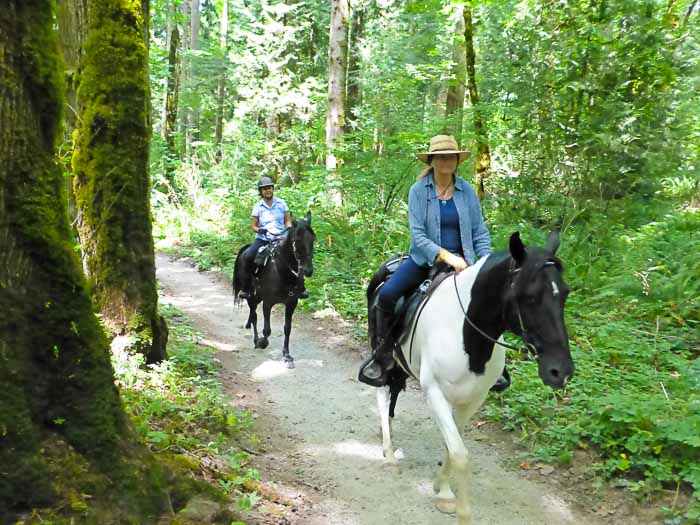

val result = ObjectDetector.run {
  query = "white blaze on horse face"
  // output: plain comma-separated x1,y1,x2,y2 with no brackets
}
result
551,281,560,297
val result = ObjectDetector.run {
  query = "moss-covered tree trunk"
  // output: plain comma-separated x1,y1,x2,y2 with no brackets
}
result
57,0,88,222
72,0,167,363
0,2,164,518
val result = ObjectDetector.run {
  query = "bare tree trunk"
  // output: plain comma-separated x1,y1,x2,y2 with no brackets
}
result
346,0,365,129
72,0,168,363
186,0,201,156
215,0,229,162
464,6,491,200
445,5,466,141
0,1,164,517
326,0,349,206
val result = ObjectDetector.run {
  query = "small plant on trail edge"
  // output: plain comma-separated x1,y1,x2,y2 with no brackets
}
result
112,305,261,522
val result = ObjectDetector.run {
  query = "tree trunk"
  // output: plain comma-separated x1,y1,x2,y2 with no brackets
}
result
464,6,491,200
326,0,349,206
186,0,201,156
162,0,181,185
0,1,164,517
72,0,168,363
215,0,229,162
445,5,466,141
57,0,88,223
346,1,365,129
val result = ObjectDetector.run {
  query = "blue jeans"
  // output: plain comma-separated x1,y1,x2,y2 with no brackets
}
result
377,257,429,311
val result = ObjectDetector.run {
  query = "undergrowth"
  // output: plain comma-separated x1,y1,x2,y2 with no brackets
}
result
113,305,260,523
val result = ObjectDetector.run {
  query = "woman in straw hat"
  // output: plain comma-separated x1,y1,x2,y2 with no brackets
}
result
360,135,509,390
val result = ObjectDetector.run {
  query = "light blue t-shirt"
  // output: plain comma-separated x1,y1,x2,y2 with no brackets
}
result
252,196,289,240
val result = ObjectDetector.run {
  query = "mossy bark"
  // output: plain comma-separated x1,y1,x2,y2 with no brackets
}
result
72,0,167,363
0,2,165,518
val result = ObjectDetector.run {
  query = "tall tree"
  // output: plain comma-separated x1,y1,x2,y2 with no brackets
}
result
57,0,88,221
162,0,181,186
464,5,491,200
445,5,466,140
72,0,168,363
0,1,164,517
186,0,201,155
346,0,365,128
215,0,229,162
326,0,349,206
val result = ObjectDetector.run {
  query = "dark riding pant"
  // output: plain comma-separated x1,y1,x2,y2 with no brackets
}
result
243,238,268,263
377,256,429,312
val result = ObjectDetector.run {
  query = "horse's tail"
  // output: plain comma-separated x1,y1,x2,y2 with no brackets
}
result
232,243,250,303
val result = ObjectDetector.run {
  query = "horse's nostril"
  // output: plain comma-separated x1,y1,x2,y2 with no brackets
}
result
549,368,560,379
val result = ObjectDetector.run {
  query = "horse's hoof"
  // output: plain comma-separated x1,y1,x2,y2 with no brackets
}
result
284,359,295,369
383,456,400,467
434,497,457,515
257,339,269,349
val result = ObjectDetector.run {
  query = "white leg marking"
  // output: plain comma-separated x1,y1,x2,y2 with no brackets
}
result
426,386,472,525
377,387,397,464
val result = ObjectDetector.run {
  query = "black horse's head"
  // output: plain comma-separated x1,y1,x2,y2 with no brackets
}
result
506,230,575,389
290,211,315,277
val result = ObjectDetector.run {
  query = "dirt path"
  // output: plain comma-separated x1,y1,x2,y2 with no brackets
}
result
156,254,655,525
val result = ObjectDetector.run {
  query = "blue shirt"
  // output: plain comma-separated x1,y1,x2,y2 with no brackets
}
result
408,171,492,267
252,196,289,240
439,198,463,255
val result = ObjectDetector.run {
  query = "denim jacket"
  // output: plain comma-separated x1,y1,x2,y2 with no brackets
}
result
408,171,492,267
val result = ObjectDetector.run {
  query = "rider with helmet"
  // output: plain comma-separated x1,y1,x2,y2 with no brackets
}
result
238,177,309,300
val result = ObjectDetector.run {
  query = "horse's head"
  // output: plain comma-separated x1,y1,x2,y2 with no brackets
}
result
506,230,575,389
290,211,315,277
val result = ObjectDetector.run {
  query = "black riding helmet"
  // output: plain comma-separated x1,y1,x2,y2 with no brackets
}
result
257,176,275,195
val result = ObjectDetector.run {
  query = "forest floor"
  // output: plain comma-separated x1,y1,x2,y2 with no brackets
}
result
156,253,667,525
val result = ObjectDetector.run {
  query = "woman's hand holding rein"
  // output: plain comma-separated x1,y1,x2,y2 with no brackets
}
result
438,248,468,273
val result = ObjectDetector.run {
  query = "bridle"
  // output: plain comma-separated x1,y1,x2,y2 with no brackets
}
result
453,258,559,358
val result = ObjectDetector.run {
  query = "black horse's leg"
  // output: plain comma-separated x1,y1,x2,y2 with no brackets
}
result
248,297,260,348
256,300,272,350
282,299,298,369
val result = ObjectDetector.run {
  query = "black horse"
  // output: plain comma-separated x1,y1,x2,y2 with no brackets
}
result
232,211,315,368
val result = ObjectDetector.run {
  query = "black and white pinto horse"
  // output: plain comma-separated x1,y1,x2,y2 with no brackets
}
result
367,231,575,525
232,212,315,368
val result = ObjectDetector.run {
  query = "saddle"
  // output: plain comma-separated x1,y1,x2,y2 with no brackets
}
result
253,241,279,271
369,255,453,375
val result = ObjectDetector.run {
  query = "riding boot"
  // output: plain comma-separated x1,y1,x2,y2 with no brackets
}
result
238,259,254,299
358,306,396,387
490,366,511,392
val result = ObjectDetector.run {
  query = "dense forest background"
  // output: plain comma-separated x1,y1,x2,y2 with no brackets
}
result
1,0,698,522
143,0,699,520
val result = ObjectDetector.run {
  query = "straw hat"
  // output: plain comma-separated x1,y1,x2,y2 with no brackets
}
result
417,135,470,163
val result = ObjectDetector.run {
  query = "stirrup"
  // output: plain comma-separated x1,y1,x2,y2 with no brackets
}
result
357,353,394,387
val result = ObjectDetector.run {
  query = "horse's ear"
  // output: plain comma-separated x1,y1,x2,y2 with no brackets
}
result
290,212,297,226
306,210,312,224
545,228,560,255
509,232,526,264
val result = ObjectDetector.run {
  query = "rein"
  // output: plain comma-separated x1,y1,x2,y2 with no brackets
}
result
452,258,558,358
